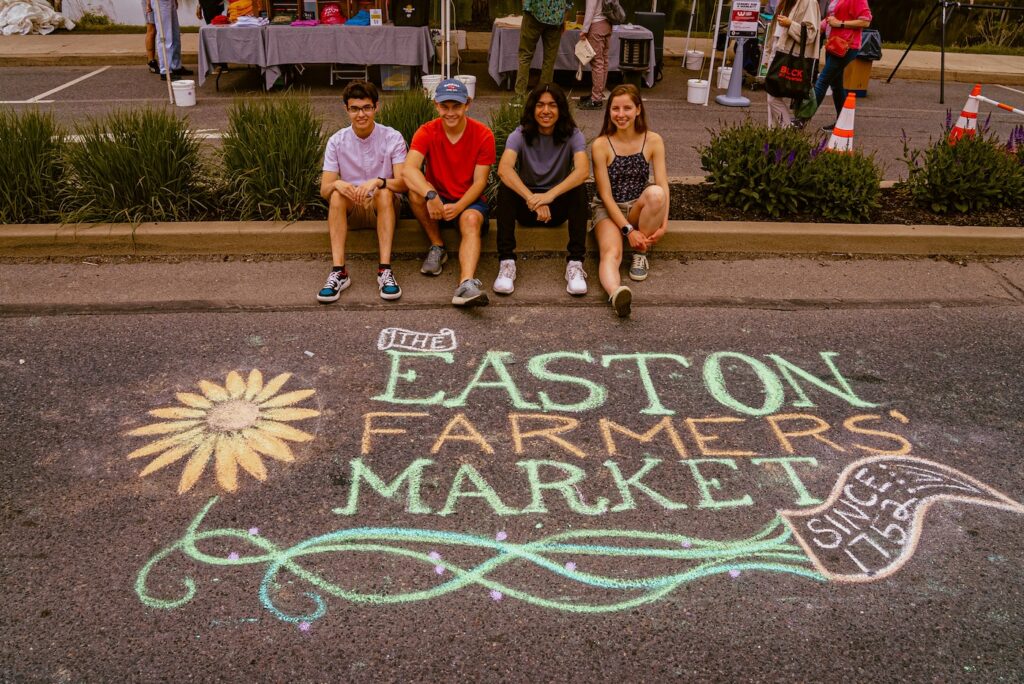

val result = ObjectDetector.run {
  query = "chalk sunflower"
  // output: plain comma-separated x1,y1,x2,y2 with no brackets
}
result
127,370,319,494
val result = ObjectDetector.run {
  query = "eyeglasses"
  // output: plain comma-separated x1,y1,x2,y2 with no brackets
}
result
346,105,375,115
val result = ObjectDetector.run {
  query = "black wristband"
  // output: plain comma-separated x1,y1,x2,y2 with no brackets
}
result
378,176,387,189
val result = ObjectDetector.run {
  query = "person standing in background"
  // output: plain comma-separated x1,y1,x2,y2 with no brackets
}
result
812,0,871,129
764,0,819,127
153,0,193,81
514,0,573,98
143,0,158,73
196,0,225,23
577,0,610,109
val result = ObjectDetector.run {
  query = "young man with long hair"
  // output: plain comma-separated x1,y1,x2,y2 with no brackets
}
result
494,83,590,296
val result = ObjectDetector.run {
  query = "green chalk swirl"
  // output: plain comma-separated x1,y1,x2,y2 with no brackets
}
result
136,497,823,624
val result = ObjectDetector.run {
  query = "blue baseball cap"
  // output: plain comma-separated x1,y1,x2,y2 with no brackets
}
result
434,78,469,103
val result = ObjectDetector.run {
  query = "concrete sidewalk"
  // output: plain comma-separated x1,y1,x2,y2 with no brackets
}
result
1,31,1022,84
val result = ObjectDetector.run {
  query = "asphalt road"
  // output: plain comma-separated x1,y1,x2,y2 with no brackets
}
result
3,61,1024,178
2,256,1023,680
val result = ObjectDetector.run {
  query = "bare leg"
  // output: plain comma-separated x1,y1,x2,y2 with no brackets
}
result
594,220,623,296
627,185,668,252
458,210,484,282
327,191,352,267
145,23,156,61
374,189,396,264
408,191,443,247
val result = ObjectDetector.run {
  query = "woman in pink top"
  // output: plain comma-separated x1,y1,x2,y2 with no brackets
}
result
577,0,611,110
811,0,872,129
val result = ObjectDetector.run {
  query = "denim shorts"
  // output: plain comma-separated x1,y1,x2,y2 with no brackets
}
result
439,196,490,233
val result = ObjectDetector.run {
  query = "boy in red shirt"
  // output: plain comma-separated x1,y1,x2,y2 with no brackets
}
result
404,79,496,307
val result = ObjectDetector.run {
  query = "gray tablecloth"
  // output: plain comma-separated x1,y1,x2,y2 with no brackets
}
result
263,25,434,89
197,24,433,90
487,23,656,89
198,25,267,87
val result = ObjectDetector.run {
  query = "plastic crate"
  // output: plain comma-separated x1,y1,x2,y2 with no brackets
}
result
381,64,412,91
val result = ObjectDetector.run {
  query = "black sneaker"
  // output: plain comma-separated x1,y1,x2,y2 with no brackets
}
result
172,66,194,76
821,123,835,132
147,59,159,74
159,73,182,82
317,269,350,303
578,97,604,110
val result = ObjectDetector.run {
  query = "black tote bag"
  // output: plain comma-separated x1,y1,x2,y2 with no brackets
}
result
764,25,815,100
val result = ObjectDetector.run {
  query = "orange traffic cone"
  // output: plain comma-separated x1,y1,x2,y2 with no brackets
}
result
825,93,856,153
949,84,982,143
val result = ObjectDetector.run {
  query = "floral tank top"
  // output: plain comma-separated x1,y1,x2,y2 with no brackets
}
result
607,132,650,203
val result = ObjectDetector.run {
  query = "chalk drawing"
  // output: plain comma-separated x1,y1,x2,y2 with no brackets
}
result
136,497,820,624
377,327,457,352
125,370,320,494
780,455,1024,582
136,455,1023,624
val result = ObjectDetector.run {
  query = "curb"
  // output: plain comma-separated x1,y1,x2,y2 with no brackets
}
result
3,219,1022,258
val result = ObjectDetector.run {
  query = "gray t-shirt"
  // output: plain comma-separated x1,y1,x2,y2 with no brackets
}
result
504,126,586,191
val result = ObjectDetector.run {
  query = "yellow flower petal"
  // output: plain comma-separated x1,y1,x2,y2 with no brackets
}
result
259,389,316,409
242,428,295,463
148,407,207,420
177,437,215,494
260,407,320,422
199,380,230,402
139,443,194,477
214,436,239,492
127,420,202,437
244,369,264,400
252,372,292,404
176,392,213,409
253,420,315,443
235,443,268,482
127,427,204,460
225,371,246,398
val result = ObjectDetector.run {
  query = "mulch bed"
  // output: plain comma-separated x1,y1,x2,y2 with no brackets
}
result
667,184,1024,227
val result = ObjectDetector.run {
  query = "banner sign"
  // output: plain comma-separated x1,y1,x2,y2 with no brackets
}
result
729,0,760,37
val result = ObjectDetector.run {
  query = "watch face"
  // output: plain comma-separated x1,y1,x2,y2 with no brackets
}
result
620,225,631,236
426,191,437,200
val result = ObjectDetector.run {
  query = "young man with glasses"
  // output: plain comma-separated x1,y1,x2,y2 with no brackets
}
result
317,80,409,303
404,79,496,308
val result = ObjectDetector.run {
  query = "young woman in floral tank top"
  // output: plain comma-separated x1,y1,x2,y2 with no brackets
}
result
590,84,669,318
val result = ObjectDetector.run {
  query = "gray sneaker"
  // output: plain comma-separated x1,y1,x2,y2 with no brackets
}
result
610,285,632,317
421,244,448,275
629,252,650,281
452,278,489,307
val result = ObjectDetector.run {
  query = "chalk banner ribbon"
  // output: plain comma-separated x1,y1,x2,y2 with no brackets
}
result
780,455,1024,582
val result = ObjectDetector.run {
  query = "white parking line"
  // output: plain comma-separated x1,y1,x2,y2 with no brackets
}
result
25,67,111,103
993,84,1024,97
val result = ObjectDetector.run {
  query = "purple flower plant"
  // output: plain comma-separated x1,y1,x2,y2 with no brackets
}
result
810,136,828,160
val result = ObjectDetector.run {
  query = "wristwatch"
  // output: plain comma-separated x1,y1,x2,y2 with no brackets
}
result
840,20,845,28
620,223,634,236
378,176,387,189
425,190,438,201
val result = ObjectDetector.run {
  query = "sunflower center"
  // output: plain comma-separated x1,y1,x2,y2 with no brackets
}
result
207,400,260,432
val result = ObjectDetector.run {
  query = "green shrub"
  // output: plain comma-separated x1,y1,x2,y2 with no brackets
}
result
376,89,436,147
62,108,209,223
700,121,815,218
221,96,327,221
809,150,882,222
485,95,524,209
700,120,884,221
900,131,1024,214
0,110,65,224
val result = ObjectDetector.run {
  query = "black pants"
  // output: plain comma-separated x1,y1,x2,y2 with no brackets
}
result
496,183,588,262
199,0,224,23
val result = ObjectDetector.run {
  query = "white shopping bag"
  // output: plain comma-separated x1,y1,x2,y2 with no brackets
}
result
575,38,596,80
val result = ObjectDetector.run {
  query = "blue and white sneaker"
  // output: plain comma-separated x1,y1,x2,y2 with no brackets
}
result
317,269,350,303
377,268,402,301
452,278,488,307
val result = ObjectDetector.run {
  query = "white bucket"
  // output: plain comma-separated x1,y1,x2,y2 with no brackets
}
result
421,74,442,98
686,78,709,104
455,74,476,99
171,79,196,107
684,50,704,71
716,66,732,89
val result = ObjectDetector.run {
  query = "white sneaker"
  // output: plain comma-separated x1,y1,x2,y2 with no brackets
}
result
565,260,587,295
493,259,516,294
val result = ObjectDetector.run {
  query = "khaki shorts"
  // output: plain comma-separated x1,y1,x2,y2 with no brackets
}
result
346,194,402,229
590,198,638,232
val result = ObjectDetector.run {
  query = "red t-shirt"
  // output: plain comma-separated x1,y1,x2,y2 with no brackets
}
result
410,117,496,201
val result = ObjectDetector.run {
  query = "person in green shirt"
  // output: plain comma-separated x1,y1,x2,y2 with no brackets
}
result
514,0,574,98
